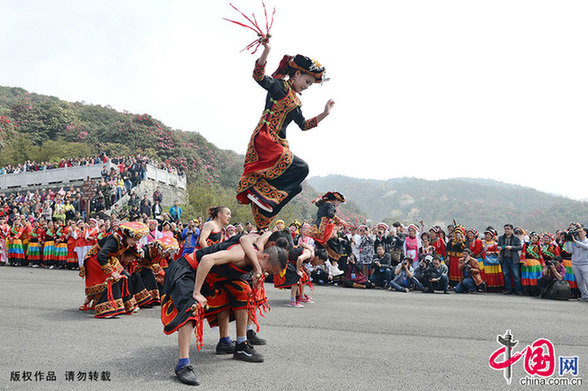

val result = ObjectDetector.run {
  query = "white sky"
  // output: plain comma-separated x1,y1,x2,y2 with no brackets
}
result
1,0,587,199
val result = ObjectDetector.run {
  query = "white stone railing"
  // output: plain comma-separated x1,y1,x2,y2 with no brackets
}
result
145,165,186,189
0,161,186,191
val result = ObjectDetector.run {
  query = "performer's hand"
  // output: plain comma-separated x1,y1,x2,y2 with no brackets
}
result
297,270,304,278
261,37,271,50
192,292,208,306
324,99,335,115
252,267,263,285
110,271,122,280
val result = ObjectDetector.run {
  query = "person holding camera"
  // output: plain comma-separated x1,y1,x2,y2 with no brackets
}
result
455,249,483,293
181,220,200,256
565,225,588,301
498,224,523,295
420,255,449,293
388,255,423,292
537,256,566,298
369,244,392,288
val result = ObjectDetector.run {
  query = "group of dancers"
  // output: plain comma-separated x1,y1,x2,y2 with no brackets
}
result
73,13,339,385
0,216,101,269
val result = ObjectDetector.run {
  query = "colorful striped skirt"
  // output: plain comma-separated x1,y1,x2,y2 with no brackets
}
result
521,259,542,295
8,239,25,265
54,242,68,266
563,259,580,298
43,240,55,265
27,242,43,264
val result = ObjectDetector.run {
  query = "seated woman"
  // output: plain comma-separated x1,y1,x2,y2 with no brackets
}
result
341,253,373,289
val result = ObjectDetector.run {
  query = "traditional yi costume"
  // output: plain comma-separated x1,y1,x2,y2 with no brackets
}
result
447,226,466,286
79,222,148,318
236,54,327,229
520,233,544,296
309,192,347,261
483,229,504,292
7,223,25,266
27,225,45,266
161,235,257,334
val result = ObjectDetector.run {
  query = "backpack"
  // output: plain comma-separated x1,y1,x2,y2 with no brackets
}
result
541,280,570,300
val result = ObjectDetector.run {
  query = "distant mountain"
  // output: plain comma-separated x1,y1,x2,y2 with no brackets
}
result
308,175,588,232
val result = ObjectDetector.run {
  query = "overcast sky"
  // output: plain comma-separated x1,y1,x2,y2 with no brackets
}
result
1,0,587,199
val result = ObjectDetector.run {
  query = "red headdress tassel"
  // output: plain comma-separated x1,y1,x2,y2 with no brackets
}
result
190,303,205,351
272,55,292,79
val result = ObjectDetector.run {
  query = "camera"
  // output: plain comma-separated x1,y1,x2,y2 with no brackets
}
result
564,229,579,242
545,260,554,268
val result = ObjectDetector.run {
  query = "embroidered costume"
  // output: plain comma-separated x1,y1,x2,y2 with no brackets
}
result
79,222,147,318
236,55,326,229
308,192,347,260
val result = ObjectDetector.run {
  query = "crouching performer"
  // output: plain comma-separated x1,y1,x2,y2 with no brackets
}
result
78,222,148,318
161,233,288,386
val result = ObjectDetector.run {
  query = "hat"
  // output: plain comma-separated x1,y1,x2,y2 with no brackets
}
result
154,236,179,255
377,222,389,231
408,224,419,233
275,220,285,226
272,54,327,83
119,222,148,238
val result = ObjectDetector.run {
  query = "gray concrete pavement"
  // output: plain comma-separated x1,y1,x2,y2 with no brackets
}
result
0,266,586,390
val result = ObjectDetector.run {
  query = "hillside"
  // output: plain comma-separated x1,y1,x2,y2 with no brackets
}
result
0,85,365,224
308,175,588,232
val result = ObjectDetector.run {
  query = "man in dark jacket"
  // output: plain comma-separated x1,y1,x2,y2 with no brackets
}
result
498,224,523,295
369,244,393,287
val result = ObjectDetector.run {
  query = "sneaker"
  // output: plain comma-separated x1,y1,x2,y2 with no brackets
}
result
215,340,236,355
233,341,264,363
32,265,39,268
299,295,314,304
247,192,273,213
286,301,304,308
247,329,267,345
175,364,200,386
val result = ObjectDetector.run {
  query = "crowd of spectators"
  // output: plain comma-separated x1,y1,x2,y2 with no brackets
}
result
0,154,185,176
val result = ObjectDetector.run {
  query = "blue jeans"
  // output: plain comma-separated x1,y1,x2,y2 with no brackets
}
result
502,259,522,293
369,269,392,287
426,274,449,292
389,277,424,291
455,277,476,293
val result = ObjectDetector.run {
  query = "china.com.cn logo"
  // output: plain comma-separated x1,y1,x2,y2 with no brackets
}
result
488,330,581,386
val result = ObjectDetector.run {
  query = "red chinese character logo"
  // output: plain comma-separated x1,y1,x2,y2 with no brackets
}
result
489,330,555,384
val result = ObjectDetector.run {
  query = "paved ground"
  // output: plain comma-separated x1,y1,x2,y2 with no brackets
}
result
0,266,586,390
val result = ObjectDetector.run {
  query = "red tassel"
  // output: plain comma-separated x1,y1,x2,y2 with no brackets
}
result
224,2,276,54
190,304,205,351
106,279,117,310
247,275,270,332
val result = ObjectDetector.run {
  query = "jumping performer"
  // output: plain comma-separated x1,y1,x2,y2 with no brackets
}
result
236,37,335,230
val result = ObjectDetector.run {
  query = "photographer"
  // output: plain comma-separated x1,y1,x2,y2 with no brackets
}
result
455,249,484,294
388,255,423,292
421,255,449,294
537,256,566,298
181,220,200,256
565,225,588,301
369,244,392,288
